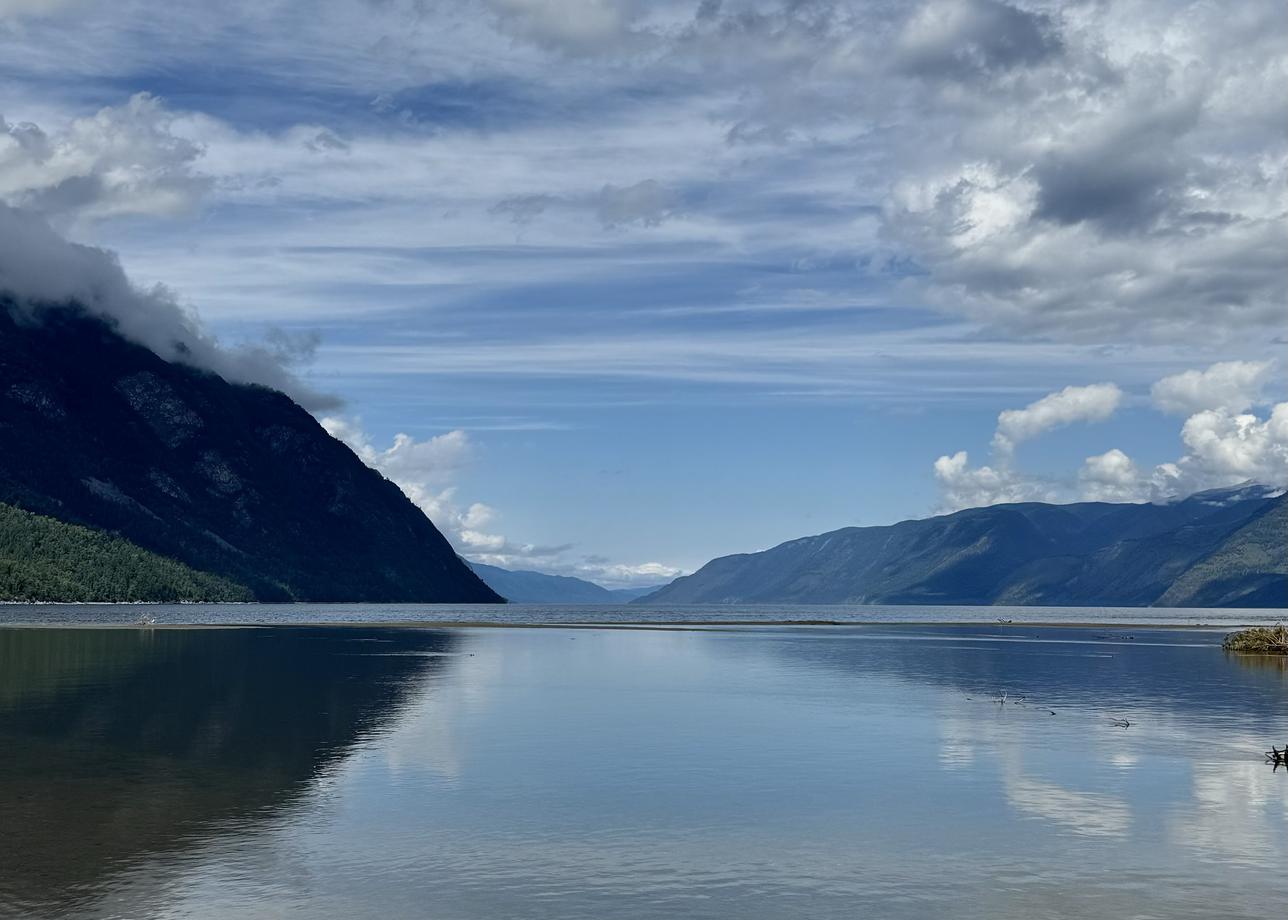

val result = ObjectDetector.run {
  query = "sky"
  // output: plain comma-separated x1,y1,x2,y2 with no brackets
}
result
0,0,1285,586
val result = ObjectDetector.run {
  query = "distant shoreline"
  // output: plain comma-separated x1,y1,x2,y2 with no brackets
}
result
0,619,1270,632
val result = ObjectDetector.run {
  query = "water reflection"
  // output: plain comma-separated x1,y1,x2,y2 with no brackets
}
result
752,625,1288,733
0,627,456,917
1,625,1285,920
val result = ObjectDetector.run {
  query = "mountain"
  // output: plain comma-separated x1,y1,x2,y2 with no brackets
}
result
469,562,616,603
636,488,1287,608
0,502,252,603
0,304,501,603
605,584,667,602
468,561,662,604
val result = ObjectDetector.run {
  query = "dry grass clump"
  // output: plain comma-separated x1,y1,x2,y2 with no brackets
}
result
1223,625,1288,655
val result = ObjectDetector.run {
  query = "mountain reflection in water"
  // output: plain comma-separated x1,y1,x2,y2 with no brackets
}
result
1,624,1285,920
0,627,455,916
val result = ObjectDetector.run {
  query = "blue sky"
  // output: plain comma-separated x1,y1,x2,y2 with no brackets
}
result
1,0,1285,584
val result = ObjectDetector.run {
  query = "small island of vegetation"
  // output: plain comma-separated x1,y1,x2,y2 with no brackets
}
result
1222,625,1288,655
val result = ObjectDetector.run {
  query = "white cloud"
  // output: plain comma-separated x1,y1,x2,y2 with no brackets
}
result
320,415,678,587
1086,360,1288,502
993,383,1122,456
0,93,209,224
880,0,1288,342
319,417,471,487
0,203,332,408
938,363,1288,510
1079,449,1144,503
932,450,1053,512
1151,360,1273,416
933,382,1123,510
1173,403,1288,489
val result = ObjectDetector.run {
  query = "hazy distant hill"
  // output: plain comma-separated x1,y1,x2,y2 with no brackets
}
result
636,488,1286,608
469,561,661,604
0,304,501,603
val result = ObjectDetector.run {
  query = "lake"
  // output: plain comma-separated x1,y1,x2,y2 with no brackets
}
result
1,621,1285,918
0,601,1282,627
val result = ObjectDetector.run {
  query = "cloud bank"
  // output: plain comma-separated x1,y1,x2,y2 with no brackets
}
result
0,94,208,225
0,203,332,408
935,362,1288,511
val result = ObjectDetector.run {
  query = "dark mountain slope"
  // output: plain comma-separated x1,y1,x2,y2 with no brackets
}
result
637,489,1286,607
0,305,501,602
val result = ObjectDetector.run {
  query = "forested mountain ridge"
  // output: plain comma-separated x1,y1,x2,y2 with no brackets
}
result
0,304,501,603
0,502,251,602
636,488,1286,608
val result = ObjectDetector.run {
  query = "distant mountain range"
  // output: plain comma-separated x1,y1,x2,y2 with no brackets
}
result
468,562,661,604
0,304,500,603
4,302,1283,610
636,486,1286,608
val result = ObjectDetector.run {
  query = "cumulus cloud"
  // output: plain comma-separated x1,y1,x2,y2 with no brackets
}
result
319,417,471,486
993,383,1122,456
933,450,1052,511
934,382,1122,510
321,416,678,586
0,203,333,408
878,0,1288,342
1170,404,1288,491
937,363,1288,511
321,417,508,550
1151,361,1273,416
0,93,209,224
1086,401,1288,504
1078,449,1143,503
1082,360,1288,503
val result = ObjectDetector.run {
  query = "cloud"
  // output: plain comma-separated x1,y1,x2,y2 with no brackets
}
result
596,179,680,228
993,383,1121,457
1151,360,1273,416
1089,361,1288,503
936,363,1288,510
320,415,678,586
1171,403,1288,490
321,417,503,549
878,0,1288,342
932,450,1052,512
482,0,645,55
1079,449,1143,503
319,416,471,486
1088,401,1288,503
0,94,209,224
490,193,559,226
895,0,1061,80
0,203,334,408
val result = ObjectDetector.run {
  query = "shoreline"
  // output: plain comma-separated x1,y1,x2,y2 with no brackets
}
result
0,619,1267,632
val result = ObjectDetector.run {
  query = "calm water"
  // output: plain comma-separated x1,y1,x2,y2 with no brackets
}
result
0,601,1283,626
1,623,1286,919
